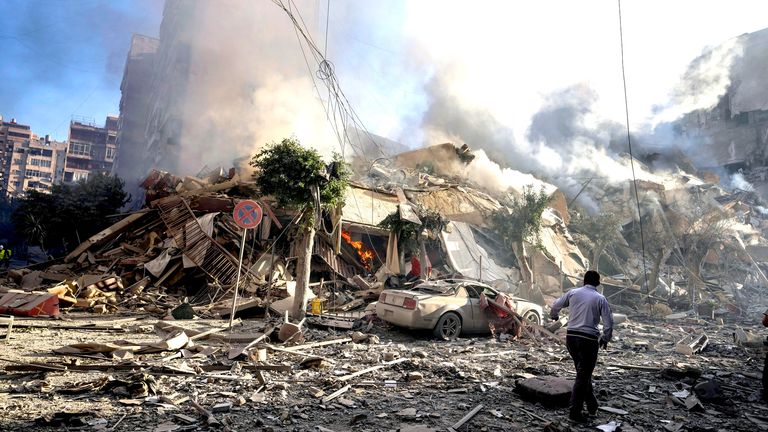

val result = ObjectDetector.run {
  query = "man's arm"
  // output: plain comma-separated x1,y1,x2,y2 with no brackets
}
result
550,290,572,320
599,297,614,343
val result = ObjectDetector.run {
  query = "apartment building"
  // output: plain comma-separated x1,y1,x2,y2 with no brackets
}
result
114,34,159,191
0,118,32,197
8,134,67,197
64,116,118,183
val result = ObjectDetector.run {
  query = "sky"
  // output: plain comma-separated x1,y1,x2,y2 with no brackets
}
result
0,0,162,140
0,0,767,145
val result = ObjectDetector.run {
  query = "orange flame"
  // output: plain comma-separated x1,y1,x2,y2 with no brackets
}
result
341,230,375,270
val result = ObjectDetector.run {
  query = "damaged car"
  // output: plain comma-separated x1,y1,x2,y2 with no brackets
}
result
374,279,543,339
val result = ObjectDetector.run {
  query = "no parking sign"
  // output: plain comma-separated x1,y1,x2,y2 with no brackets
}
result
233,200,263,229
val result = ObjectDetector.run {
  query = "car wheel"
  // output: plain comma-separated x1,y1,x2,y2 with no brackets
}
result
522,310,541,326
433,312,462,340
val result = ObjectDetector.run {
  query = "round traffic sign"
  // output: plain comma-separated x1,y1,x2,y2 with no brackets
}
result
233,200,263,229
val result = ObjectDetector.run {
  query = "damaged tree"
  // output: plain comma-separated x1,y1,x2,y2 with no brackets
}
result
250,138,349,318
571,212,622,271
491,186,549,300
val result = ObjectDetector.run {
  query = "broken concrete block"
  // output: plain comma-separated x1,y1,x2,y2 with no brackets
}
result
171,303,195,320
694,380,724,403
514,376,573,407
211,402,232,413
395,407,418,419
407,372,423,382
383,352,399,362
21,271,44,290
278,322,302,342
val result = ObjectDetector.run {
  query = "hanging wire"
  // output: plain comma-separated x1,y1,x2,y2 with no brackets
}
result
323,0,330,57
617,0,650,298
272,0,389,270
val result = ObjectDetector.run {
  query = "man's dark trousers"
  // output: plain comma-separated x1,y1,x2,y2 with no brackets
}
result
566,331,599,415
763,351,768,398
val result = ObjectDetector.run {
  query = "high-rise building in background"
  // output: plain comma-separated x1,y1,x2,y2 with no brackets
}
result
0,118,32,197
64,116,118,183
114,34,159,194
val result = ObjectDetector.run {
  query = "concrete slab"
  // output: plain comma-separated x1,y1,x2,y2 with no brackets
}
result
515,376,573,407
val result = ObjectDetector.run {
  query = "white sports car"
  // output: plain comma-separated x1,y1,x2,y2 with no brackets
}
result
375,280,544,340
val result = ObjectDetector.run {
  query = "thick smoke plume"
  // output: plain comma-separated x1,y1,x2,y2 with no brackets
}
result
420,75,660,210
650,37,745,125
166,0,339,174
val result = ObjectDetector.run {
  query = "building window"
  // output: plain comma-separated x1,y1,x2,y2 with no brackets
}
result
69,141,91,156
72,171,88,182
30,159,52,168
106,147,116,159
12,159,21,165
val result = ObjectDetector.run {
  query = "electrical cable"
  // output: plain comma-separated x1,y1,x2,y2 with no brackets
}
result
273,0,389,270
617,0,650,297
324,0,330,58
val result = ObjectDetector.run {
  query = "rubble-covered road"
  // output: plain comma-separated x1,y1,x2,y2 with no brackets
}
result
1,312,767,432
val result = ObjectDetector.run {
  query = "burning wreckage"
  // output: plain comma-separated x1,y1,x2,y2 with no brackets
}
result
4,143,768,430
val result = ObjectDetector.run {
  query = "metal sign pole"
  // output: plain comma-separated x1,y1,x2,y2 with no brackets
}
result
229,228,248,330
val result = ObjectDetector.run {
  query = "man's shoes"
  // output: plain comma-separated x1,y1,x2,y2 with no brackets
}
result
569,410,589,423
587,402,599,416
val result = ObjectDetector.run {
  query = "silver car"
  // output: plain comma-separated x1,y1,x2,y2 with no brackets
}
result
375,280,544,340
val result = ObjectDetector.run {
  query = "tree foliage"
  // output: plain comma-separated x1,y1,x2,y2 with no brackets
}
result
379,205,447,253
12,173,129,253
491,186,550,248
249,137,350,211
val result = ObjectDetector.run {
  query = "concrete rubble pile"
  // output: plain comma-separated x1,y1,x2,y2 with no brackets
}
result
4,142,768,325
2,297,768,430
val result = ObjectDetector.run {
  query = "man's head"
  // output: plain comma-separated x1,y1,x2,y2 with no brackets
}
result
584,270,600,287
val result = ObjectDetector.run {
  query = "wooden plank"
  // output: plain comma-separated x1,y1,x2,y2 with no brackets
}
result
120,242,145,255
282,337,352,352
447,403,484,432
227,326,275,360
263,344,335,363
154,262,182,287
322,384,351,403
65,212,147,262
337,358,409,382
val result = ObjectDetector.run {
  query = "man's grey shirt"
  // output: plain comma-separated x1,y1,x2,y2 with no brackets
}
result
550,284,613,342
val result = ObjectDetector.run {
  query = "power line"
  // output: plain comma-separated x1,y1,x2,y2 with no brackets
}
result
323,0,330,58
617,0,650,298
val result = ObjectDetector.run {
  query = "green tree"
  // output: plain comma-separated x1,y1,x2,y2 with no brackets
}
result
12,173,129,255
250,138,350,317
491,186,550,299
379,205,447,277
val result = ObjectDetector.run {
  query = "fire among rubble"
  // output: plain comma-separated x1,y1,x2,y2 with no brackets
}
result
341,230,375,271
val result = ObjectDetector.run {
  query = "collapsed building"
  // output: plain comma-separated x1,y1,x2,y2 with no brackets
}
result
4,136,768,330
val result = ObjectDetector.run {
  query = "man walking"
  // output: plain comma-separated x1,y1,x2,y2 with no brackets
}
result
550,270,614,423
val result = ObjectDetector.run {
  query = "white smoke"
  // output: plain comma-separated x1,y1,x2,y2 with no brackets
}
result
730,172,755,192
649,37,745,125
460,150,557,195
170,0,341,173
